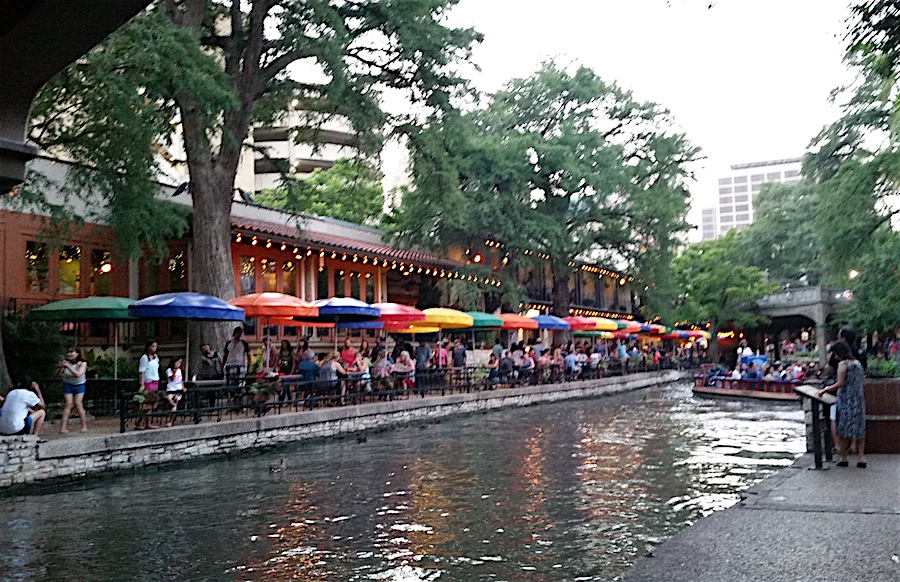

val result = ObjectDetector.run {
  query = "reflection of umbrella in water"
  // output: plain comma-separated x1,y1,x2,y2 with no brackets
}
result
128,292,246,374
29,296,134,379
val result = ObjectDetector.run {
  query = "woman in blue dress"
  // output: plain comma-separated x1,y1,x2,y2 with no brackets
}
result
818,340,866,467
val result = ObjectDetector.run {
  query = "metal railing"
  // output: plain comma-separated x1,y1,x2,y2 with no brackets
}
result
794,384,835,469
116,359,677,433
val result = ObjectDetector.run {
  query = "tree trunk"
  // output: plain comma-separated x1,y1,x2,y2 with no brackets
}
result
190,165,238,362
708,320,720,364
551,262,572,345
0,319,11,390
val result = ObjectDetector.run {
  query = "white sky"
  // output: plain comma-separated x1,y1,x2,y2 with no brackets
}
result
446,0,856,241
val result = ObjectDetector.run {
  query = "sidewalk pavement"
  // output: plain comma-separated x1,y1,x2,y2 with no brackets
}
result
623,453,900,582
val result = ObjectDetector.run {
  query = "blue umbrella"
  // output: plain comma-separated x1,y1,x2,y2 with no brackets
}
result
128,292,245,321
336,320,383,330
294,297,381,348
530,315,571,331
129,293,246,373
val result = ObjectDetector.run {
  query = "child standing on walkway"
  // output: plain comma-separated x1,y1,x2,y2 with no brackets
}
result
164,357,185,427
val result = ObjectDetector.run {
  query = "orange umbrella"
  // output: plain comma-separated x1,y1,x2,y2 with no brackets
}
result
498,313,539,330
229,293,318,318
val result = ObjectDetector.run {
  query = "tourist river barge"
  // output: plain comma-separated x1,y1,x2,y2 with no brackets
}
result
693,365,800,401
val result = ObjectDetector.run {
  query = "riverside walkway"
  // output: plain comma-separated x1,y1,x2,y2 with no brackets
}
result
624,453,900,582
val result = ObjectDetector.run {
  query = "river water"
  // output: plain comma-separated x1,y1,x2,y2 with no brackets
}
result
0,382,804,581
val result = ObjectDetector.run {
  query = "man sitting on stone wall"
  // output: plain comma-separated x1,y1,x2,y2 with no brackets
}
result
0,378,46,437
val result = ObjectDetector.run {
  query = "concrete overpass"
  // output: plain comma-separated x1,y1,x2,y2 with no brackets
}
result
758,286,851,364
0,0,152,192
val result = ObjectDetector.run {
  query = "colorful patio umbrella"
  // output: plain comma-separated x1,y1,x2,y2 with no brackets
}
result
614,319,643,333
372,302,426,324
293,297,380,348
129,292,246,373
587,316,619,331
30,296,135,379
386,323,441,334
530,315,570,330
563,316,596,330
228,293,318,318
498,313,539,330
464,311,503,329
422,308,474,329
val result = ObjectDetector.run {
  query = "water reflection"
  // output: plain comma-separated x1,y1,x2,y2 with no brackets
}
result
0,383,803,581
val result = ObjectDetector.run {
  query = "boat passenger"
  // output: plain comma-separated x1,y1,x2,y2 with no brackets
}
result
742,362,762,381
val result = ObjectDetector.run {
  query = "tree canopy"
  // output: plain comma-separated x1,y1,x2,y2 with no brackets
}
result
254,158,384,226
389,62,698,317
671,230,776,361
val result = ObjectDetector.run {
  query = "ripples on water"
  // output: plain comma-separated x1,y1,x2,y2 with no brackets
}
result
0,382,804,581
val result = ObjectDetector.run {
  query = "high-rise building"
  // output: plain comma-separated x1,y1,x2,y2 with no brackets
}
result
706,157,802,240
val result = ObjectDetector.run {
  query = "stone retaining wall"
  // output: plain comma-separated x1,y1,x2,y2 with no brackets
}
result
0,370,687,489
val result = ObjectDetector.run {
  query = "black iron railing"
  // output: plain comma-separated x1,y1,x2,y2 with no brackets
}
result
116,360,676,433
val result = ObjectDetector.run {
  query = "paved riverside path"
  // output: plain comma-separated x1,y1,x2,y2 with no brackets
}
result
623,454,900,582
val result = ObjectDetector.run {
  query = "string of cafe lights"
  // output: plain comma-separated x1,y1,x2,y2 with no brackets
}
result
233,231,504,288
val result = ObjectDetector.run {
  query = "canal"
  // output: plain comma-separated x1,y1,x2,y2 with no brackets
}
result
0,382,804,581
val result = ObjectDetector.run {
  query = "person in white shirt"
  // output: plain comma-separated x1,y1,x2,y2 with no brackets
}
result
0,379,45,436
736,339,753,363
223,326,251,380
164,357,186,427
137,339,161,430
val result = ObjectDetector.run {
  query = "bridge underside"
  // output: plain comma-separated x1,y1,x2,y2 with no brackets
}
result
0,0,151,192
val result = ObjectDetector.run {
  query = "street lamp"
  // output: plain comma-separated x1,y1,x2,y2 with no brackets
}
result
849,269,860,279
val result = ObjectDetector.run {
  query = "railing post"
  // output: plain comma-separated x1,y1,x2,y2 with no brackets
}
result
119,388,126,434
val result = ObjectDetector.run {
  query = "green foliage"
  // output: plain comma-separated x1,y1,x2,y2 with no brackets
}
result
671,230,777,337
27,9,231,259
844,234,900,331
389,62,698,316
254,159,384,225
1,314,68,386
732,181,823,285
865,355,899,378
83,351,133,380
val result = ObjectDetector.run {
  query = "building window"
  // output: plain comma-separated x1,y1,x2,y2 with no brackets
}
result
734,194,748,203
719,195,733,204
735,204,749,212
334,269,346,297
751,173,765,182
91,250,112,296
168,250,187,292
317,268,328,299
59,245,81,295
283,261,296,295
260,258,277,292
734,185,748,193
26,242,49,293
733,175,748,184
365,274,375,303
784,169,800,178
718,187,732,195
349,272,360,299
240,256,256,295
751,183,762,192
766,172,781,181
720,205,733,214
736,213,750,222
718,177,732,185
702,215,715,224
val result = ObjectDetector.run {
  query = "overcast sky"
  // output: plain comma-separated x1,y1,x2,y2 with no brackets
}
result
446,0,856,240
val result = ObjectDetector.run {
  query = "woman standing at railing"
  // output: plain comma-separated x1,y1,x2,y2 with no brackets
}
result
137,339,160,430
817,340,867,468
58,346,88,433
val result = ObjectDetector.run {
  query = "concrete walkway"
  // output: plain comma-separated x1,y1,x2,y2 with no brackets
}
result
623,453,900,582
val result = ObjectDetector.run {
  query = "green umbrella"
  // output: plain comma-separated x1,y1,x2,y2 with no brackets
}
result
459,311,502,351
30,297,135,379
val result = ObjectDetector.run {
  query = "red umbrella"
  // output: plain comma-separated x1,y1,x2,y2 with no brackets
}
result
372,302,426,324
562,316,596,330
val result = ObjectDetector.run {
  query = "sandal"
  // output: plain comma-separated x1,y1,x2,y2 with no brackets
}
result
857,462,867,469
836,461,849,467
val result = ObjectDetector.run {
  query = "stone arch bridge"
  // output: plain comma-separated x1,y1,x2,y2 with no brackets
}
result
757,286,851,365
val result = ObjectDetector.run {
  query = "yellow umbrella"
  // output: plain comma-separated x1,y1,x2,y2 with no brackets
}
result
386,322,442,334
422,308,474,329
588,316,619,331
